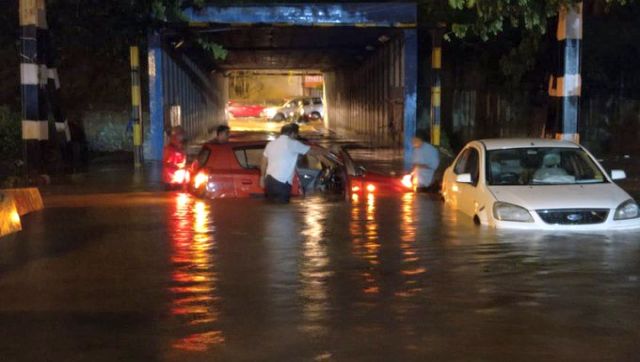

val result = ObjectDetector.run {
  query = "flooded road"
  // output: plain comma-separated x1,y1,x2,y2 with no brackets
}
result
1,190,640,361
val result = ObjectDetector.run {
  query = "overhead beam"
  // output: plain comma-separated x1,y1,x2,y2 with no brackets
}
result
182,3,416,27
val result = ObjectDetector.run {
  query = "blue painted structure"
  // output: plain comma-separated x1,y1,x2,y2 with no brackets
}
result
183,3,416,26
148,3,417,165
147,31,164,161
147,32,226,160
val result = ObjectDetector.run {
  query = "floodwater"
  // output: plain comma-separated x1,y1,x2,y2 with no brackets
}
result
1,190,640,361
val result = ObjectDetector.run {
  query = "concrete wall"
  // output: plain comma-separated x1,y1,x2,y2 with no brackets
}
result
443,88,640,157
325,34,407,147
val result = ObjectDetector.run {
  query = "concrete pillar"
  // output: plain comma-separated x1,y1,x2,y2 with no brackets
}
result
19,0,49,173
130,46,144,167
548,2,582,143
430,28,443,146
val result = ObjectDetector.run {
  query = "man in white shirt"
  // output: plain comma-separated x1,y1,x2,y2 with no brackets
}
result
260,124,322,203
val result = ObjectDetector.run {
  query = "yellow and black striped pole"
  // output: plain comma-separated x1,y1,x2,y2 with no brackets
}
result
430,28,443,146
130,46,143,167
547,2,582,143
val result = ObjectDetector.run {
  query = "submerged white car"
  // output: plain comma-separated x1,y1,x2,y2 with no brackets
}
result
441,138,640,230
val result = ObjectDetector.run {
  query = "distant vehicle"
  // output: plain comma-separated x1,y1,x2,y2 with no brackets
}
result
296,97,324,122
441,138,640,230
226,100,265,118
187,140,412,199
263,97,323,122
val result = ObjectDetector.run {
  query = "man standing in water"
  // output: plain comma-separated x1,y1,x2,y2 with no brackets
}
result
412,133,440,192
162,126,187,188
213,125,230,144
260,124,324,203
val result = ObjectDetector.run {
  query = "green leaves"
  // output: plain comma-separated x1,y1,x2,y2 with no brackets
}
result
196,39,228,60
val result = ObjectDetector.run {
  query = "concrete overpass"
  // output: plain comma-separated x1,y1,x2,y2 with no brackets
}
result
146,2,417,167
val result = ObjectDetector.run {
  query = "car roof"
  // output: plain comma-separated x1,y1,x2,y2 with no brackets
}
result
202,140,268,150
476,138,580,150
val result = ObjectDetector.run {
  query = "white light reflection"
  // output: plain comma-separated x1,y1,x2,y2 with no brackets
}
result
300,200,331,334
397,192,425,298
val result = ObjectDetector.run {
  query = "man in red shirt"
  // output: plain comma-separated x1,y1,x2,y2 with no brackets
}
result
162,126,187,187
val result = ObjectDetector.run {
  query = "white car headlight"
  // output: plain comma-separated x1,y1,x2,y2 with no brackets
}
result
614,199,640,220
493,202,534,223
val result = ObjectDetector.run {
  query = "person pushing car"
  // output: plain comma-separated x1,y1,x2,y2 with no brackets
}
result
260,123,326,203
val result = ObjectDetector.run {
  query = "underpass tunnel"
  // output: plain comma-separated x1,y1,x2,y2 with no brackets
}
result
147,3,417,167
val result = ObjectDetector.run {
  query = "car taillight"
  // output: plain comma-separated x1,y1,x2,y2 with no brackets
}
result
401,174,414,189
194,171,208,188
366,184,376,193
171,169,187,184
351,185,361,192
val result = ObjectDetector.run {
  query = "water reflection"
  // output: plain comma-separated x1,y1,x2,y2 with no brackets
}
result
397,192,425,298
300,199,331,334
351,193,381,295
168,193,223,352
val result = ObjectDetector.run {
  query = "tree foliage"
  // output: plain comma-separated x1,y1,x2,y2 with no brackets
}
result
430,0,637,86
445,0,631,40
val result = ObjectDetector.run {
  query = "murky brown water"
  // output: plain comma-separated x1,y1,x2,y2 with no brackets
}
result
2,191,639,361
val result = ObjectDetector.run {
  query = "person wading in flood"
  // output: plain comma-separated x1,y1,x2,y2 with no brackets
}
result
260,123,326,203
412,132,440,193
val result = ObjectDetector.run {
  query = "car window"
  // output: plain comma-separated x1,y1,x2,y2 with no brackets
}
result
234,147,264,169
454,149,471,174
486,147,607,186
297,154,323,170
313,98,322,105
464,148,479,185
302,99,311,106
195,148,211,168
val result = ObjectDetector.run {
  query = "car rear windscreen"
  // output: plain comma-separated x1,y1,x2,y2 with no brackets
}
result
234,147,264,169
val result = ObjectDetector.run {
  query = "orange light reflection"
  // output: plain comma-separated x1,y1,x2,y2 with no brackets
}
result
169,194,224,351
300,201,330,334
350,191,380,296
397,192,425,298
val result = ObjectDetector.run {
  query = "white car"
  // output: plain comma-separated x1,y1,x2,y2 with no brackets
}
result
263,99,300,122
441,138,640,230
264,97,323,122
296,97,323,121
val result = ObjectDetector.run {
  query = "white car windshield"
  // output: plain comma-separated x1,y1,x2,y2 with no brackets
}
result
486,147,607,186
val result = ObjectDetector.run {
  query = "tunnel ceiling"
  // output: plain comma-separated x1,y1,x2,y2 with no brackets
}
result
173,25,403,71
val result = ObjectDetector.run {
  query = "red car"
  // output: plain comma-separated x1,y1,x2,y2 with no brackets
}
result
225,100,265,118
187,140,413,199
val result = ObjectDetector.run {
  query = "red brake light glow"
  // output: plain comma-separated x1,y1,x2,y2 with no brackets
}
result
194,171,208,188
171,169,187,184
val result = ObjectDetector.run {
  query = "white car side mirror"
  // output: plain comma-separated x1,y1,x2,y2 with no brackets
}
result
456,173,472,183
611,170,626,180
